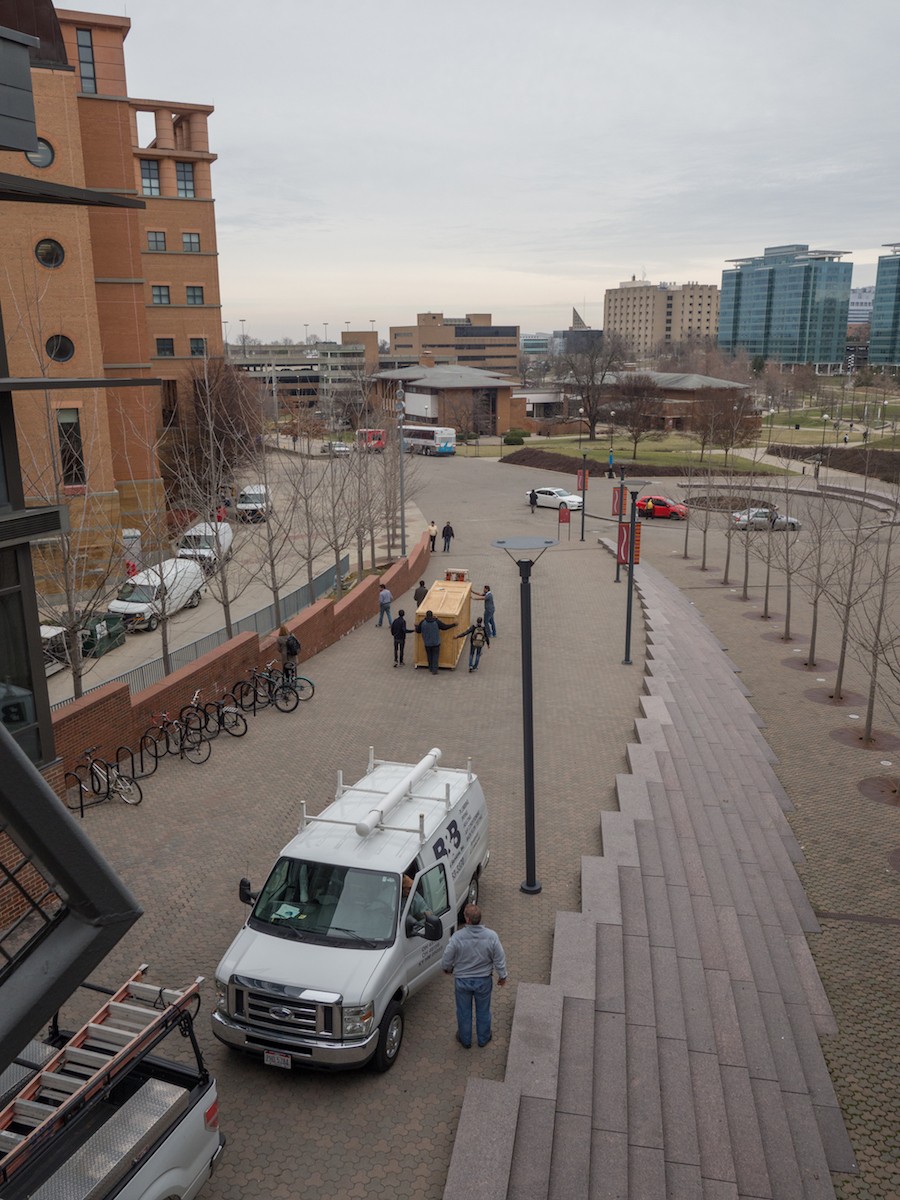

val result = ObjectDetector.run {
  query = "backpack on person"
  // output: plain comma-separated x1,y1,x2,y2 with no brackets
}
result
286,633,300,656
470,625,487,649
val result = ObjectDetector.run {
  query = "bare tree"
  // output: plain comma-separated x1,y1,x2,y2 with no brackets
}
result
559,333,627,441
317,455,357,597
689,390,758,465
614,373,665,460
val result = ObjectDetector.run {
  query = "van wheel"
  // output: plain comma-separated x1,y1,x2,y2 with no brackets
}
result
465,874,479,908
187,590,201,608
146,615,159,632
372,1002,403,1072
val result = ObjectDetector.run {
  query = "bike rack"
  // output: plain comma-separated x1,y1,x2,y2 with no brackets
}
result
118,739,159,780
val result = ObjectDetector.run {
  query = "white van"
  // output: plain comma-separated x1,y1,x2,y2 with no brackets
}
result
212,747,490,1072
236,484,273,523
177,520,234,574
108,558,204,632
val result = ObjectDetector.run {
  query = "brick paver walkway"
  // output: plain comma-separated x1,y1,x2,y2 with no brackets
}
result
72,458,897,1199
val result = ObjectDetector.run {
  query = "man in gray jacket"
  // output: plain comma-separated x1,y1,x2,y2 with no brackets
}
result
442,904,508,1048
415,610,456,674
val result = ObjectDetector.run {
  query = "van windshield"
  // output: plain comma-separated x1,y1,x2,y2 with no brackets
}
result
249,857,399,948
240,491,265,505
116,581,158,603
180,534,215,551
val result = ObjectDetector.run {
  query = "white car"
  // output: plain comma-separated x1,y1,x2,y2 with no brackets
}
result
526,486,583,511
733,507,801,531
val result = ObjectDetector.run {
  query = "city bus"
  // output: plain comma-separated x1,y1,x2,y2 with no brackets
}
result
402,425,456,456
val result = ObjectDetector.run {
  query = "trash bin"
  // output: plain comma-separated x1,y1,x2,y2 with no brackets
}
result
80,614,126,659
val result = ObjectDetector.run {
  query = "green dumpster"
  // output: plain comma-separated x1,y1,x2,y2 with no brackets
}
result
80,614,126,659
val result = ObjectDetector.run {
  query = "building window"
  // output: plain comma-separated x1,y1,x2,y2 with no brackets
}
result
186,286,204,305
176,162,195,198
34,239,65,268
24,139,54,168
156,338,175,357
152,285,170,305
45,334,75,362
147,231,166,252
161,379,179,427
76,28,97,93
57,409,85,486
140,159,161,196
182,232,201,253
189,338,207,357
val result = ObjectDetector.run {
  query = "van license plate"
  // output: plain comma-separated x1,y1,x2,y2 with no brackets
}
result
263,1050,291,1069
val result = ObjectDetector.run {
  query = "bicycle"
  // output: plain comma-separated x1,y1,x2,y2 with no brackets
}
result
179,688,209,735
233,661,299,713
145,711,211,764
202,689,248,738
279,663,315,701
66,745,143,810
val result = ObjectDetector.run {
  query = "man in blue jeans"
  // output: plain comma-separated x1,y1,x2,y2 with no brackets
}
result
441,904,507,1048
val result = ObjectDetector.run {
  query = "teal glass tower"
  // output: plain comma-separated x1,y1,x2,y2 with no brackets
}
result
869,245,900,366
718,244,851,370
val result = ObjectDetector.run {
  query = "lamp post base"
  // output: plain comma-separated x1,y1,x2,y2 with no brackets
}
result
520,880,542,895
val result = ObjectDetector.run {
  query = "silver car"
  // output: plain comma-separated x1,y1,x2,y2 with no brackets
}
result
526,486,583,511
732,507,801,531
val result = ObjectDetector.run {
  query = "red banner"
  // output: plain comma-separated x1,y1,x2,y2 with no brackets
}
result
576,469,589,492
617,521,641,565
612,485,625,516
558,506,571,525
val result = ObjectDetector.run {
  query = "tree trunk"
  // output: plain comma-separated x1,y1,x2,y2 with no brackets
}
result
334,548,343,598
161,617,172,675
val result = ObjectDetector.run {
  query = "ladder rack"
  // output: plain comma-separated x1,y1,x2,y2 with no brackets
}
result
0,965,203,1187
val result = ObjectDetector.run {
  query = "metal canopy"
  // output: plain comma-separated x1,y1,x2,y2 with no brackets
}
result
0,172,145,208
1,376,162,391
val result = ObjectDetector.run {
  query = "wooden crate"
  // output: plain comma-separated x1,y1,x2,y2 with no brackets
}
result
414,580,471,669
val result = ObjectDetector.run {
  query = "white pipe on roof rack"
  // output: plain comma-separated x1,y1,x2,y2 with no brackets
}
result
355,747,442,838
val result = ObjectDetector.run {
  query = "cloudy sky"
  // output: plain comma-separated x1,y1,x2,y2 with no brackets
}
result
85,0,898,341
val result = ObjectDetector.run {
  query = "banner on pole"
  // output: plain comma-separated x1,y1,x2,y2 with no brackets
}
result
617,521,641,564
577,469,589,491
612,485,625,516
558,506,571,525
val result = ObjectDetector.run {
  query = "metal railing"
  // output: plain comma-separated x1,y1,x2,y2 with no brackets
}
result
50,556,347,710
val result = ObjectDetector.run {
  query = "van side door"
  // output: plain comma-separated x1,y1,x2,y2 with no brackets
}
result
402,863,453,995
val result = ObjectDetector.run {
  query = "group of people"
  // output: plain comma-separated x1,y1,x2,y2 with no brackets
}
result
378,580,497,675
427,521,455,553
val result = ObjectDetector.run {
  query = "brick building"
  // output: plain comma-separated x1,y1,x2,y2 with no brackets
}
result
389,313,519,375
603,279,720,358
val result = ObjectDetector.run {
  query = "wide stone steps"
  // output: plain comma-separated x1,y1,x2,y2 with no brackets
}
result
443,553,855,1200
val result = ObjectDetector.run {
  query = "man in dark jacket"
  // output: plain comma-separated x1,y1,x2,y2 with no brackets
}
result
415,610,457,674
413,580,428,606
441,521,455,552
390,609,409,667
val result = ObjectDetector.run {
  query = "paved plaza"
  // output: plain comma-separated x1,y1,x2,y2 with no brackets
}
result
74,455,897,1199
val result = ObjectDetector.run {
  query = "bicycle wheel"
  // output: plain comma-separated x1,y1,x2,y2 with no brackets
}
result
114,773,143,805
181,710,206,741
273,684,299,713
181,735,211,764
153,724,180,756
233,680,258,711
180,704,207,734
294,676,315,701
254,680,272,707
221,705,248,737
202,702,223,739
89,760,111,796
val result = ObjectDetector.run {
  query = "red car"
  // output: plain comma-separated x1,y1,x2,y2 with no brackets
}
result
636,495,688,520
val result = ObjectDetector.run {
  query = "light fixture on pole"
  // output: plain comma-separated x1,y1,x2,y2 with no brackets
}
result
370,319,376,332
304,323,309,345
818,413,830,481
397,386,407,557
239,318,246,349
578,407,585,450
767,406,776,447
323,322,329,343
492,535,558,895
621,480,651,665
609,410,615,452
223,320,229,353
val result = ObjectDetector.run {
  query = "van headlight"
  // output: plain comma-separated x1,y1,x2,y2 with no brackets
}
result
342,1003,375,1038
214,978,228,1012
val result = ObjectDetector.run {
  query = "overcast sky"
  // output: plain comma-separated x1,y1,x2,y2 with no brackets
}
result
85,0,898,341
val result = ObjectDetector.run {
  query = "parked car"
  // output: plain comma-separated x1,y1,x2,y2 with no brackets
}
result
321,441,351,457
107,559,204,631
636,495,688,520
177,520,234,574
525,486,583,511
236,484,273,522
733,507,801,531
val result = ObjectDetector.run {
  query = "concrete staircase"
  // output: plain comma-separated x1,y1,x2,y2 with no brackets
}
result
443,553,856,1200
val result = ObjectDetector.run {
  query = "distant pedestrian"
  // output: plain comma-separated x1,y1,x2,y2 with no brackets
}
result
390,609,409,666
291,432,298,451
442,521,455,552
442,904,507,1048
474,584,496,638
427,521,438,552
529,489,538,513
414,580,428,606
454,617,490,672
277,623,300,681
645,498,655,519
416,610,457,674
377,584,393,627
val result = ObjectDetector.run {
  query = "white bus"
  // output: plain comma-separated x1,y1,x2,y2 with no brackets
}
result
402,425,456,456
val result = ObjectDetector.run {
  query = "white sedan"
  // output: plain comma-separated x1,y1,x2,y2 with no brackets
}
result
733,508,801,531
526,486,583,511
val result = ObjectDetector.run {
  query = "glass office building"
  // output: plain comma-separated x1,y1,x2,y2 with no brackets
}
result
718,244,851,371
868,246,900,366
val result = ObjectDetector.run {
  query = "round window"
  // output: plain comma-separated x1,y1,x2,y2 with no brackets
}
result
46,335,75,363
25,139,55,168
34,239,65,269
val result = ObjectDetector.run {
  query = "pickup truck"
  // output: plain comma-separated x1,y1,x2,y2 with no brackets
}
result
0,967,224,1200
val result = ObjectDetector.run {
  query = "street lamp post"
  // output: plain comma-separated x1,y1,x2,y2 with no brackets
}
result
608,410,616,477
578,407,585,450
622,481,651,665
817,413,830,480
397,387,407,556
239,318,246,350
614,465,626,583
767,407,776,448
492,536,557,895
580,451,587,542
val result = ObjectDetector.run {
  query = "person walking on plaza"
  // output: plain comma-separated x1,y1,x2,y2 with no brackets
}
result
414,579,428,606
390,610,409,667
474,584,496,638
427,521,438,552
441,521,455,552
276,623,300,681
442,904,507,1048
377,584,393,627
645,497,654,519
529,489,538,514
454,617,490,673
415,610,456,674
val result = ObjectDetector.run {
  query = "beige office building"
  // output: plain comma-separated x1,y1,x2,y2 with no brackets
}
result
389,313,519,374
603,279,719,357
